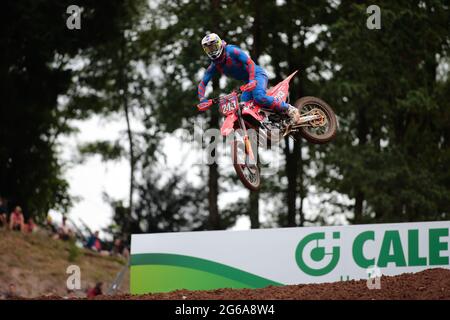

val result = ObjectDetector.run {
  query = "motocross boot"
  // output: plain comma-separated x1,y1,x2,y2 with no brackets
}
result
286,104,301,124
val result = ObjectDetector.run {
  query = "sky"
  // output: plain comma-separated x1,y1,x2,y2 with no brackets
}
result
52,112,350,241
51,114,253,239
50,116,131,237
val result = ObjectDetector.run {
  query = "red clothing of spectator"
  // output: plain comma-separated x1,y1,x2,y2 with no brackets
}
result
87,282,103,298
94,238,102,251
25,218,37,233
9,207,24,231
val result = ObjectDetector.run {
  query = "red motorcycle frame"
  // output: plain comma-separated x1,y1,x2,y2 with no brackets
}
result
197,70,337,190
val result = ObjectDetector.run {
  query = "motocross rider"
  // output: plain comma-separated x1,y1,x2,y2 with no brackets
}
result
198,33,301,124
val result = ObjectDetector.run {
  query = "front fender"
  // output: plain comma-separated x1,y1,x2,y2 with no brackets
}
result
220,113,238,136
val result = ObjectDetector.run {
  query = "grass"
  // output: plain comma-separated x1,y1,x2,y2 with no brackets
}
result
68,240,82,262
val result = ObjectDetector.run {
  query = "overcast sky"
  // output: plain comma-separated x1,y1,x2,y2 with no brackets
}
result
51,114,255,239
52,112,350,240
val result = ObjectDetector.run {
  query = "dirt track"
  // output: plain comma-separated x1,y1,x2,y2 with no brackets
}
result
93,268,450,300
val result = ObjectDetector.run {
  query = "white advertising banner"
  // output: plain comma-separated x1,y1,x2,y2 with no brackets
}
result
130,221,450,293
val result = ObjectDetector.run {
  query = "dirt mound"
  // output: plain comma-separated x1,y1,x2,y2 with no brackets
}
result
0,230,128,298
6,235,448,301
96,268,450,300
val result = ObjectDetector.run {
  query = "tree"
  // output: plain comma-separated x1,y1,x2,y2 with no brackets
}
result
260,0,335,227
139,0,251,230
72,0,159,238
317,1,450,223
0,0,138,220
108,167,209,234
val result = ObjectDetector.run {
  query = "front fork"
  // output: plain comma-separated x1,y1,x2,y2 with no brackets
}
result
236,106,256,166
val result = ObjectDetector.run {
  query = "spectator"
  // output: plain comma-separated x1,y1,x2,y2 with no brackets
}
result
110,238,124,256
0,213,6,229
57,217,72,241
9,206,25,232
86,231,102,252
25,217,38,233
86,282,103,298
45,214,58,237
110,239,130,259
122,246,130,259
0,201,7,229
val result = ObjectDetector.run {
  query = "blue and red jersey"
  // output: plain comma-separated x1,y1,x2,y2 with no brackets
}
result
197,44,289,112
198,44,263,100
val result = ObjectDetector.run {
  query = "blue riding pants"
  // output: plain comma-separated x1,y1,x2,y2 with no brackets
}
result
241,71,289,112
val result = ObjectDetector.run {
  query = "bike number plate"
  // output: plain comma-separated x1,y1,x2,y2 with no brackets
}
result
219,95,238,115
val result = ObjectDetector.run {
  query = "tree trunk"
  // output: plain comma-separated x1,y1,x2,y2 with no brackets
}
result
283,5,302,227
354,191,364,224
119,30,135,238
207,83,220,230
206,0,221,230
353,104,368,224
207,161,220,229
124,97,135,223
298,139,305,226
295,30,307,227
250,0,262,59
249,190,260,228
248,0,263,229
284,138,300,226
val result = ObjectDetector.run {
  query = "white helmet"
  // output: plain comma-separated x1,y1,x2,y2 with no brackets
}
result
201,33,224,60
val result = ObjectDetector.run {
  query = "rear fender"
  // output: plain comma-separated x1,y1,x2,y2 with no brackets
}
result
266,70,298,102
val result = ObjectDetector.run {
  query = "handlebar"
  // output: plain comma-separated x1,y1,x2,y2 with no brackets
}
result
197,101,214,112
196,81,257,111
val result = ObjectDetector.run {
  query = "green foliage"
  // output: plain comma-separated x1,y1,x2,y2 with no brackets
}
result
78,141,125,162
109,167,213,234
139,0,251,132
0,0,143,219
317,0,450,222
3,0,449,232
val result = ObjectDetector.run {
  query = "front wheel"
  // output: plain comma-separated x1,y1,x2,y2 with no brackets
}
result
231,138,261,191
295,96,337,144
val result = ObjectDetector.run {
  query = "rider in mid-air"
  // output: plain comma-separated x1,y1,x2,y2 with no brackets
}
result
197,33,301,124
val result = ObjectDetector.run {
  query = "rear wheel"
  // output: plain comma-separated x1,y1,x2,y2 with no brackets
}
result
231,138,260,191
295,96,337,144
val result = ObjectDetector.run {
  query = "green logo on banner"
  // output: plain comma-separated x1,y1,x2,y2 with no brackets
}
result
295,232,340,276
352,228,449,268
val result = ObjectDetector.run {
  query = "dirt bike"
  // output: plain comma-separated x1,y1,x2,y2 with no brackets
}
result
197,70,337,191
